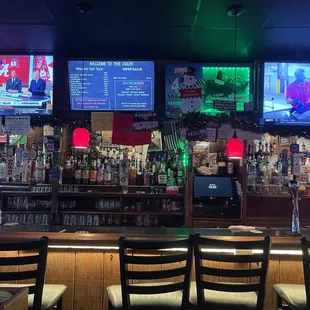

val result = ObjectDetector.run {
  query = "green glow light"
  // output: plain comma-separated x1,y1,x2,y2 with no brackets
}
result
202,66,251,113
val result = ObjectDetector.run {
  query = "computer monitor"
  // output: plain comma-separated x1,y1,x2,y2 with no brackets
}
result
194,175,233,198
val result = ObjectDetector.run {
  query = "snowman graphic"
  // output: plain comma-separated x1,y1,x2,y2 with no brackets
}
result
178,67,205,114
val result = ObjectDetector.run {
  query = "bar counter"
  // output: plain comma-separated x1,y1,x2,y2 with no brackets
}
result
0,226,307,310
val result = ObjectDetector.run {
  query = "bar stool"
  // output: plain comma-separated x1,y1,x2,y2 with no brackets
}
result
274,237,310,310
107,236,193,310
190,234,271,310
0,236,67,310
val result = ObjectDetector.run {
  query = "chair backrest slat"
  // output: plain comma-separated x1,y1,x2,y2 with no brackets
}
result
193,235,271,310
127,282,184,295
202,281,260,292
301,237,310,310
0,237,48,310
125,266,187,280
201,252,264,263
119,236,193,310
201,266,262,278
0,270,38,281
123,252,188,265
0,255,40,266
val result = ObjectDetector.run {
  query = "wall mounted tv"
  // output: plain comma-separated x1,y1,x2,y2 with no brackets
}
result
260,61,310,126
68,60,155,111
165,63,254,118
0,55,53,116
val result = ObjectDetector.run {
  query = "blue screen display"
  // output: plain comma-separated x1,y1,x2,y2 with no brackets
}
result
194,176,233,198
68,60,155,111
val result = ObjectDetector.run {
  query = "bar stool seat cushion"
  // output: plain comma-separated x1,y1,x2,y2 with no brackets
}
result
0,283,67,310
107,283,183,310
189,282,258,310
274,284,307,310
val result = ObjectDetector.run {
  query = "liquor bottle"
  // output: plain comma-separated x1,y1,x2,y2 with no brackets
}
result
29,143,37,184
96,159,104,185
112,157,120,186
227,159,234,175
104,160,112,185
137,151,144,185
35,144,44,184
217,151,227,175
44,154,51,184
14,143,22,182
151,156,157,185
143,155,151,186
158,162,167,185
82,155,90,184
89,156,97,185
129,156,137,185
0,158,6,181
67,155,74,184
119,149,129,186
21,145,29,183
74,154,82,184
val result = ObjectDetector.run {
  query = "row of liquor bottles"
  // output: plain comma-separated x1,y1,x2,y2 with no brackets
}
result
62,148,185,186
246,139,310,185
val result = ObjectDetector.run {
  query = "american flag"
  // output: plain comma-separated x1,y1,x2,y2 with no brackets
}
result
163,121,179,151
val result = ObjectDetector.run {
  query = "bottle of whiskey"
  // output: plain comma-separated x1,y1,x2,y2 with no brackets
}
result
74,154,82,184
217,151,227,175
89,155,97,185
158,161,167,185
82,154,90,185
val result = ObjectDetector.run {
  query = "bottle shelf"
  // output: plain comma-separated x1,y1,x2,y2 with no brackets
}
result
0,191,52,196
58,192,184,199
59,210,184,216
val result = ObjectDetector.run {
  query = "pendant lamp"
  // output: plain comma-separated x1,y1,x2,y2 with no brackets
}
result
73,127,90,149
227,130,244,159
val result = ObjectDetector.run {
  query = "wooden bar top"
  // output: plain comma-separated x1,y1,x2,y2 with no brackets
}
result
0,225,307,248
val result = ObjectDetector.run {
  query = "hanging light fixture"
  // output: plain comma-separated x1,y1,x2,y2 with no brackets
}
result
73,127,90,149
73,61,90,149
226,4,245,159
227,130,244,159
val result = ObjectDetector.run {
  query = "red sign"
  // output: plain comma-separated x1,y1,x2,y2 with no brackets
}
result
0,56,30,86
179,88,203,99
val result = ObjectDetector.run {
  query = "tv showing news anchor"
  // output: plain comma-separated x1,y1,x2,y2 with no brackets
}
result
0,55,53,116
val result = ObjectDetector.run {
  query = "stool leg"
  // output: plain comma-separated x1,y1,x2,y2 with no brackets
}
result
276,293,283,310
57,297,63,310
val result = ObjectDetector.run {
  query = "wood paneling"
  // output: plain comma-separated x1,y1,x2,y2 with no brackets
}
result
264,257,280,310
17,250,37,285
0,248,307,310
45,250,75,310
279,257,304,284
74,251,104,310
103,253,121,310
0,251,18,284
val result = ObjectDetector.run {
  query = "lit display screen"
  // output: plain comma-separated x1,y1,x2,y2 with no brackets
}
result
165,63,253,118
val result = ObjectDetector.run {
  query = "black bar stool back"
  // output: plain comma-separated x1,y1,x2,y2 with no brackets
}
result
0,236,48,310
274,237,310,310
192,235,271,310
107,236,193,310
0,236,67,310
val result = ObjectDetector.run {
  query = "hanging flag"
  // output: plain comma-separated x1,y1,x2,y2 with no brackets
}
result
163,121,179,151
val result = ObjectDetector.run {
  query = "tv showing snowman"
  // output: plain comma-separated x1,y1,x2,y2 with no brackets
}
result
165,63,252,118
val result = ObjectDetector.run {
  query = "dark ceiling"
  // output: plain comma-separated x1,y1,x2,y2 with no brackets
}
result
1,0,310,60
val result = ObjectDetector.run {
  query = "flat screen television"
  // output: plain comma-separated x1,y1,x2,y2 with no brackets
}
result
68,60,155,111
165,63,253,118
260,61,310,126
0,55,53,116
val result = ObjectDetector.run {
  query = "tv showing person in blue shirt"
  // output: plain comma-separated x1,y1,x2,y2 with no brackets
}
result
28,71,46,93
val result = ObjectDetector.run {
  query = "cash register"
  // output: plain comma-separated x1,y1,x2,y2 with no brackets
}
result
192,175,242,219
